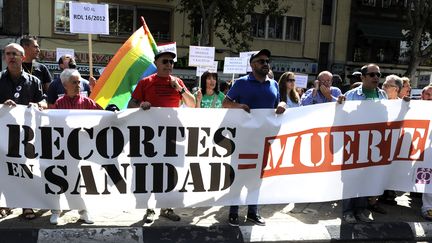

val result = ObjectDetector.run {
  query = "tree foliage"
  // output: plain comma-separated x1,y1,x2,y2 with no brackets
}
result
403,0,432,81
174,0,290,52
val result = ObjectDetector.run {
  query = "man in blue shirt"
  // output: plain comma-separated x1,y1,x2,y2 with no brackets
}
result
343,64,387,101
223,49,285,227
338,63,387,224
301,71,342,105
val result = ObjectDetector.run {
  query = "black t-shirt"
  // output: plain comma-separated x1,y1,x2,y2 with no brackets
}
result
22,62,52,86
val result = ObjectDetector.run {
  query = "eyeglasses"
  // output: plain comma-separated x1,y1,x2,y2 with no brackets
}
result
162,59,174,65
5,51,22,57
254,59,270,65
366,72,381,78
287,79,296,82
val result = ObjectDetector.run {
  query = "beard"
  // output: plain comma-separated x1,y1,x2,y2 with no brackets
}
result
255,67,269,77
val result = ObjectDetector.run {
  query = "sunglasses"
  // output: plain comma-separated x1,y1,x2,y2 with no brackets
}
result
254,59,270,65
162,59,174,65
287,79,296,82
366,72,381,78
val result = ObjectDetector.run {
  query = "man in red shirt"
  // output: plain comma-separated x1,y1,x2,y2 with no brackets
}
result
128,51,195,109
128,51,195,224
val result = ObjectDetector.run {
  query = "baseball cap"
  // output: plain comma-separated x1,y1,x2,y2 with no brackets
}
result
154,51,176,61
249,49,271,63
347,71,362,78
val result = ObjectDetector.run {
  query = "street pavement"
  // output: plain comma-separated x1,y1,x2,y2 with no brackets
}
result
0,192,431,242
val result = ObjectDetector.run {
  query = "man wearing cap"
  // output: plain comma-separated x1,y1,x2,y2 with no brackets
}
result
301,70,342,106
222,49,285,227
128,50,195,223
46,54,93,108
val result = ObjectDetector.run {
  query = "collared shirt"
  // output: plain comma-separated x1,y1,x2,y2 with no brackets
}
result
226,73,280,109
344,84,387,101
53,94,102,110
47,76,91,104
301,86,342,106
0,69,44,105
22,62,52,86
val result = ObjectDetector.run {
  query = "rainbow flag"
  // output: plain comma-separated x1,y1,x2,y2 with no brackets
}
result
90,23,158,109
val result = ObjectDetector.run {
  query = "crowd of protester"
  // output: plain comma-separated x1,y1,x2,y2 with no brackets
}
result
0,37,432,227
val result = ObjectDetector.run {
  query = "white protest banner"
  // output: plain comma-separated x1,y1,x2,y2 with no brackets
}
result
223,57,247,74
240,51,257,72
69,2,109,34
158,42,177,62
56,48,75,63
189,46,215,67
294,73,308,88
0,100,431,210
196,61,218,77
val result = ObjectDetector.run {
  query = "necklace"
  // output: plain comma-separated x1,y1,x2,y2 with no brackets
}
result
23,63,33,75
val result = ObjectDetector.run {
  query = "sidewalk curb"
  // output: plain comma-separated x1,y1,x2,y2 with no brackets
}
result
2,221,432,243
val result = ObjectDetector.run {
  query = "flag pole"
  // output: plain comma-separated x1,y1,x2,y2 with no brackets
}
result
88,33,93,77
140,16,146,32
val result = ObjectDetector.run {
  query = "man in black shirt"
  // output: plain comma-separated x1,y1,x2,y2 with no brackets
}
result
0,43,46,220
20,35,52,94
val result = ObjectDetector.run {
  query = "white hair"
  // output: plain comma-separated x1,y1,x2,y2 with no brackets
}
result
5,43,25,56
60,68,81,85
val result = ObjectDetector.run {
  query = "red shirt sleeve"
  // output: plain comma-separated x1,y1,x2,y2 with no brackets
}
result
131,79,146,102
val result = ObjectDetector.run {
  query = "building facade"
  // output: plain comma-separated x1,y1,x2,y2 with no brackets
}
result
0,0,428,88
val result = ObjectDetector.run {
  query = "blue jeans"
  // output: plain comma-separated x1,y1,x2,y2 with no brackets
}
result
229,205,258,215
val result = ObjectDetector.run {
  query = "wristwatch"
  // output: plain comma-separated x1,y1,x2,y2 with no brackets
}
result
179,87,186,95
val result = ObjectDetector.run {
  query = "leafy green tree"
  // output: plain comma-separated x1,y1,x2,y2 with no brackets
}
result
404,0,432,83
175,0,289,51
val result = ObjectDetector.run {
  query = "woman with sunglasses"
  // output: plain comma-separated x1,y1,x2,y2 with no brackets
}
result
195,71,225,108
278,72,300,108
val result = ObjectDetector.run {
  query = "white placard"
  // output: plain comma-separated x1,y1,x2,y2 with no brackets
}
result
189,46,215,67
295,73,308,88
158,42,177,62
196,61,218,77
240,51,258,72
69,2,109,34
223,57,247,74
56,48,75,63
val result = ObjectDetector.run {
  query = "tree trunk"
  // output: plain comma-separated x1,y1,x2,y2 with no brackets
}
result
404,19,423,87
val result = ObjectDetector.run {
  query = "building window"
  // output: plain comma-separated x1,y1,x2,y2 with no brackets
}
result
54,1,172,41
361,0,376,7
268,16,283,39
108,4,134,37
137,8,171,41
285,17,301,41
251,13,266,38
54,0,75,33
322,0,332,25
105,4,171,41
251,14,302,41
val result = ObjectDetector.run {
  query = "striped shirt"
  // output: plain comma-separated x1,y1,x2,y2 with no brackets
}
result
53,94,102,110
